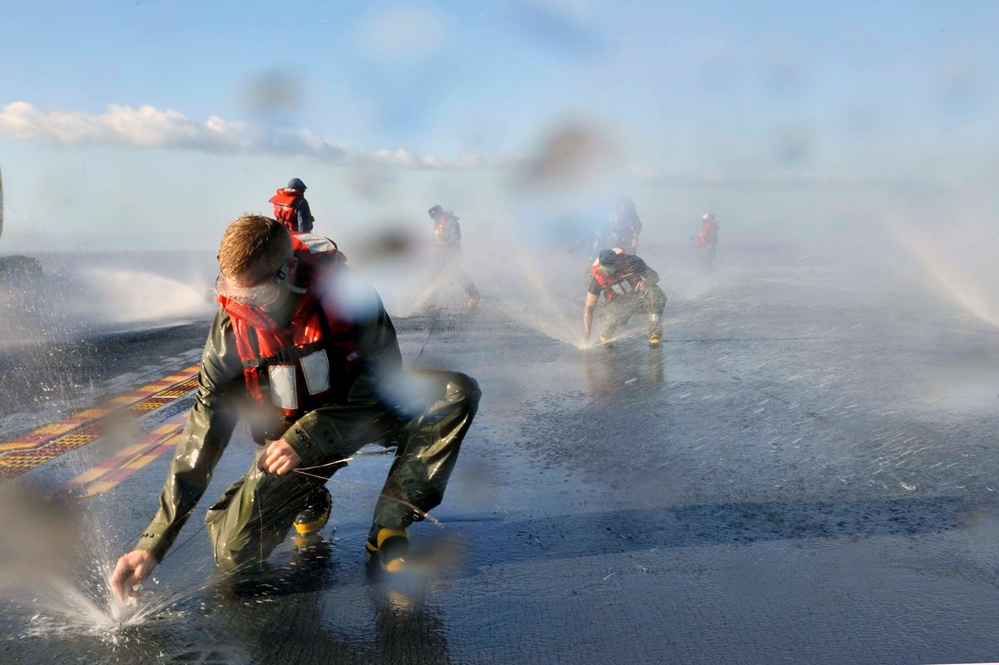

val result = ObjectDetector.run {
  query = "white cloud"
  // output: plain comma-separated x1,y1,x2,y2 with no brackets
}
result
0,101,485,171
1,102,916,191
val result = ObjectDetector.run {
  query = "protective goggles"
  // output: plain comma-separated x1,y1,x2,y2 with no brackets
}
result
215,261,290,308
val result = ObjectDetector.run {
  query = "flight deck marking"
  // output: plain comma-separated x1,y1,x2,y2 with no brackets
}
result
55,413,188,498
0,365,200,482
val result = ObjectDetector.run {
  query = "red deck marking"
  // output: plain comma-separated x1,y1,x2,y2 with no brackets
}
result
0,365,201,483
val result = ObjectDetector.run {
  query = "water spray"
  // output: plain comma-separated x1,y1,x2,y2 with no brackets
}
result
892,222,999,330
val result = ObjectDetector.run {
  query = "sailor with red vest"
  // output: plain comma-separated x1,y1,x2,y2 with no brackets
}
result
695,212,719,272
584,248,667,346
269,178,315,233
427,204,479,309
696,213,719,251
111,215,480,596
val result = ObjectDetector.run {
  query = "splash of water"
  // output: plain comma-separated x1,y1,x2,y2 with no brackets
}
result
79,267,215,324
507,252,588,348
0,482,209,645
892,222,999,329
488,238,589,349
393,268,452,317
21,567,184,645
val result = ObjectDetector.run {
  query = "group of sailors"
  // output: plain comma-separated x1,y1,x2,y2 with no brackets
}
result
267,179,721,345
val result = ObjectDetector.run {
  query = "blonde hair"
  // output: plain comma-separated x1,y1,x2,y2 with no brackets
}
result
218,215,291,277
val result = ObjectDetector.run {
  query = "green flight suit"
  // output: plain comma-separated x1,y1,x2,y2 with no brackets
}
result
601,285,667,339
134,298,480,573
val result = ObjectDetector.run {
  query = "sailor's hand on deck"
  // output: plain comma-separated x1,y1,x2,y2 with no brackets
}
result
260,439,302,475
110,550,157,600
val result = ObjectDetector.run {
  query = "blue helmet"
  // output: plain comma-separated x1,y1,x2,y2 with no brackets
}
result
287,178,307,191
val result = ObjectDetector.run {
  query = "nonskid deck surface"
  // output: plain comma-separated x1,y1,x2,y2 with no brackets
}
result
3,261,999,665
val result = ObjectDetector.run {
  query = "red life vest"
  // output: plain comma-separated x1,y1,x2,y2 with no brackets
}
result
432,212,459,249
217,233,359,440
269,188,303,230
591,248,644,302
697,221,718,246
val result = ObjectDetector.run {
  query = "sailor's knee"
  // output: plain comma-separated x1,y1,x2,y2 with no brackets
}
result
206,516,260,574
211,540,248,573
214,551,242,574
445,371,481,409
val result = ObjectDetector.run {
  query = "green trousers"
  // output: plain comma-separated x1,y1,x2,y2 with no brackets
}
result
601,285,667,338
204,370,480,572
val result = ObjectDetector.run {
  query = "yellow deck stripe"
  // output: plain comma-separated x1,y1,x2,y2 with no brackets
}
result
0,365,200,482
57,416,187,494
74,432,184,499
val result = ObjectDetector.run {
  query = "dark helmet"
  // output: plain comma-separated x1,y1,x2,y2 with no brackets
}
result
287,178,307,191
598,249,622,267
428,205,444,218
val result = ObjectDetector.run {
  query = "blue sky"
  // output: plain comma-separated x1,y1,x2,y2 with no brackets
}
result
1,0,998,251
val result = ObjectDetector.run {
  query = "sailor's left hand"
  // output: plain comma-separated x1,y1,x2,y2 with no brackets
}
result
260,439,302,475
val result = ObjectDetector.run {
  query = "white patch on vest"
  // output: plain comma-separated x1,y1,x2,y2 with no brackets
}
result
298,234,335,254
269,365,299,410
300,349,331,395
611,280,634,295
